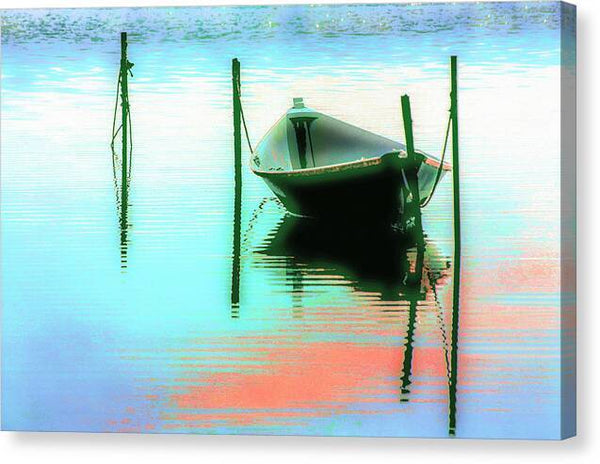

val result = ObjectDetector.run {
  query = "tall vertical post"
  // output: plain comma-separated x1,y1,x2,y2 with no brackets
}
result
398,95,426,398
232,58,242,194
120,32,129,209
401,95,416,158
448,54,460,436
118,32,131,270
450,56,460,263
230,58,242,317
400,94,424,246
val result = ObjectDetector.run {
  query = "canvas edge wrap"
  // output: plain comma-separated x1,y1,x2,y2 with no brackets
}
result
560,0,576,440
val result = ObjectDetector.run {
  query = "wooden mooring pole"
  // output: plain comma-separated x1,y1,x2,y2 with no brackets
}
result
230,58,242,317
400,94,424,247
232,58,242,194
120,32,130,208
448,54,460,436
450,55,460,265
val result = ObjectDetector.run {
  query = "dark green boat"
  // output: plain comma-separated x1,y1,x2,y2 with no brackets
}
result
251,98,450,224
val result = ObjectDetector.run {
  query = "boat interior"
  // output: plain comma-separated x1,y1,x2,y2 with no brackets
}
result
253,98,405,172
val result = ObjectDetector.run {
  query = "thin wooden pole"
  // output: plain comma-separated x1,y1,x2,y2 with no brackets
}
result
448,54,461,436
232,58,242,193
401,95,416,158
398,95,426,398
400,94,424,245
230,58,242,317
120,32,129,209
450,56,460,262
118,32,131,270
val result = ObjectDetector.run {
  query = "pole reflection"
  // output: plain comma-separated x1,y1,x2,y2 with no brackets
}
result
112,147,131,270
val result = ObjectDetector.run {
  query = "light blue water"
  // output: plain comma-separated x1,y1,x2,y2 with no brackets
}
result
1,2,575,438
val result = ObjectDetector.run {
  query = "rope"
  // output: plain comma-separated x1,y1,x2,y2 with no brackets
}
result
110,69,122,207
236,80,254,154
421,109,452,208
127,95,133,179
401,169,413,202
110,71,122,151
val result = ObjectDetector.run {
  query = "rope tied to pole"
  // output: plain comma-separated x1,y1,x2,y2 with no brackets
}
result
420,107,452,207
235,78,254,155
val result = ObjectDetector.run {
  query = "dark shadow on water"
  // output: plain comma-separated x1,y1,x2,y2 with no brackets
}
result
258,214,432,300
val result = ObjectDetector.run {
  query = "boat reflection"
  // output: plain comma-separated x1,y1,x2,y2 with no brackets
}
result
253,209,459,435
258,214,444,300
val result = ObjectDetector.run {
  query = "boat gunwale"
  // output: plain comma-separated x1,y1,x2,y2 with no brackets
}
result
250,152,451,179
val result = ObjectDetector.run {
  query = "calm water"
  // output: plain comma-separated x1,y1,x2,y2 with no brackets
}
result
1,3,575,438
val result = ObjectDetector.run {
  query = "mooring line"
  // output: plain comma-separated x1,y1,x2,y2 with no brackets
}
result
110,70,122,151
127,96,133,179
421,109,452,208
236,80,254,155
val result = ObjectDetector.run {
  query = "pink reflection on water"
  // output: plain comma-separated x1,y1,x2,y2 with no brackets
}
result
167,339,409,428
109,242,563,435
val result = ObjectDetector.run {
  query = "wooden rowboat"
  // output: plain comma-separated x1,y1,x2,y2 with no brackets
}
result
251,98,450,224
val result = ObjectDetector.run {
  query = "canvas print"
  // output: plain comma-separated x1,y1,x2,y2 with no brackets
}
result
0,1,576,439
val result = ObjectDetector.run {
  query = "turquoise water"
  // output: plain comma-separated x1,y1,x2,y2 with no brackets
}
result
1,3,575,438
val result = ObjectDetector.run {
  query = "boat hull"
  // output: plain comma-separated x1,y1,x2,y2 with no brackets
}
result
254,153,440,225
